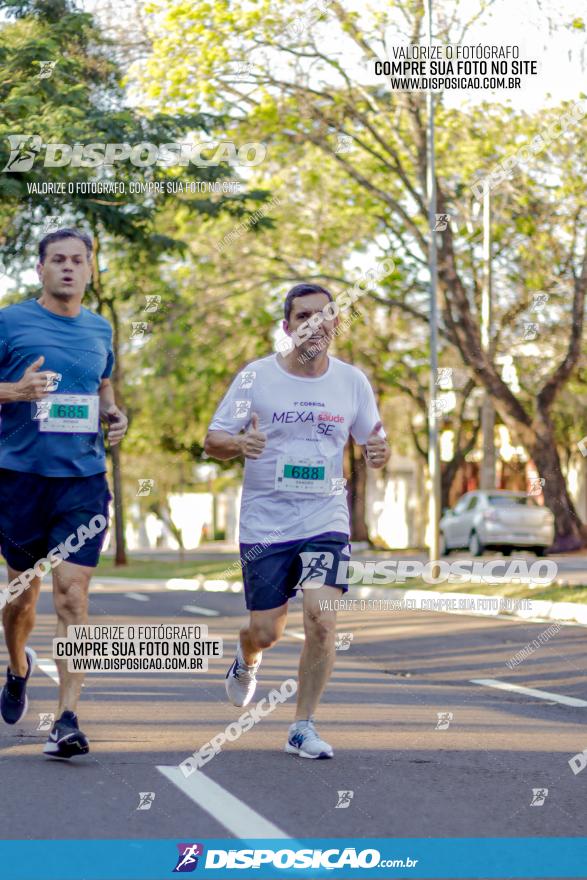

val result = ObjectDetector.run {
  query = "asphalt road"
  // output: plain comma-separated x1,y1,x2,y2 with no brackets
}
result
1,579,586,849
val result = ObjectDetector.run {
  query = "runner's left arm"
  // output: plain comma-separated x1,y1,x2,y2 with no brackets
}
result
363,421,390,469
350,373,390,470
99,378,128,446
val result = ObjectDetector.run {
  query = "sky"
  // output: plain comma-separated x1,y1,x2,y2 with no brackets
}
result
343,0,586,110
437,0,586,109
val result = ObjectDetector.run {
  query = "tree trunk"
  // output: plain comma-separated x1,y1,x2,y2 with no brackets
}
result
91,227,128,565
150,500,185,561
107,304,128,565
110,444,127,565
441,460,459,512
441,421,481,510
530,415,586,551
437,194,587,548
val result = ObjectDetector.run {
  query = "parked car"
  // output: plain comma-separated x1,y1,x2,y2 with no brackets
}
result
439,490,555,557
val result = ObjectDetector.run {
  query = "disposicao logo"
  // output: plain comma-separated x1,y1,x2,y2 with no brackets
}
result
173,843,204,873
2,135,267,171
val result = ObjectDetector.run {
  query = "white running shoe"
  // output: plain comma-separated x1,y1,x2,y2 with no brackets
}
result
224,644,262,708
285,718,334,759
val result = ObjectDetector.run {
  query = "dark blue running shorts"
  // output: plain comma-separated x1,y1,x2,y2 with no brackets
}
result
240,531,350,611
0,469,111,572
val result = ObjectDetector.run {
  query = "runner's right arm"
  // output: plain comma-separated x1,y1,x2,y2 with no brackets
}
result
0,356,53,403
204,430,246,460
205,415,266,461
205,367,266,460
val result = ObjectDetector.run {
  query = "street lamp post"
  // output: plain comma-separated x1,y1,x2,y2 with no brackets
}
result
480,184,496,490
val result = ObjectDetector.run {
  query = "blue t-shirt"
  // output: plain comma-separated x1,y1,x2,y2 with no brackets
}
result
0,298,114,477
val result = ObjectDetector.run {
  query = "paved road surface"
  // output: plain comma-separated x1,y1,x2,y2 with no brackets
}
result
1,581,586,845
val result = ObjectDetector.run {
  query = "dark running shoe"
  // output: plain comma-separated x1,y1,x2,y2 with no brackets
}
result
0,646,37,725
43,710,90,759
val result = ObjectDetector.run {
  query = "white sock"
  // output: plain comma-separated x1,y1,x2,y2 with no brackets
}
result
237,640,258,669
292,717,314,728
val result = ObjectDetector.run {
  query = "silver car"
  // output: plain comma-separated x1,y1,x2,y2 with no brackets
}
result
439,490,555,557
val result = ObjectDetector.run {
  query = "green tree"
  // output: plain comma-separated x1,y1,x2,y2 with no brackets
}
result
133,0,587,548
0,0,269,561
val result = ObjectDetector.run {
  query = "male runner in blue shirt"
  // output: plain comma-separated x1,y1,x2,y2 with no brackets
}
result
0,228,127,758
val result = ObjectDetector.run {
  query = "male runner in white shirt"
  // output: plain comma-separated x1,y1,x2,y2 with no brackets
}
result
205,283,389,759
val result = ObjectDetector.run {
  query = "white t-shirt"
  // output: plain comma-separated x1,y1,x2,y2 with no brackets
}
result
208,354,383,544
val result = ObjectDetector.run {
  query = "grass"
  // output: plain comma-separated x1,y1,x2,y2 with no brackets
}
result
377,578,587,603
95,555,587,604
96,557,238,581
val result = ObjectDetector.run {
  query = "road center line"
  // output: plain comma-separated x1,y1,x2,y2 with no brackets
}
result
182,605,219,617
157,765,290,838
284,629,305,641
471,678,587,707
124,592,150,602
37,658,59,684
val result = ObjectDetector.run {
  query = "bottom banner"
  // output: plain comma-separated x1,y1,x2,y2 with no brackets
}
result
0,838,586,879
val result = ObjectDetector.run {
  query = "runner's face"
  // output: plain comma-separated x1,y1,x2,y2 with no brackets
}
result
285,293,338,355
37,239,92,299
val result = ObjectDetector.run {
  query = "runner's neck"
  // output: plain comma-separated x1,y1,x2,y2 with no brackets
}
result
277,350,330,378
37,292,82,318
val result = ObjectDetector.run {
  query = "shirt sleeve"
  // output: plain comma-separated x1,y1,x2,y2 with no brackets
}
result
350,371,384,445
101,330,115,379
208,368,256,434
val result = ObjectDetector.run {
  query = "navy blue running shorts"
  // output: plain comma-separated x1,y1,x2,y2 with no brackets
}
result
0,469,111,572
240,531,350,611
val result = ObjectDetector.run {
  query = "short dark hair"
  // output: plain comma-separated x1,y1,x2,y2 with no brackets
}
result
39,228,93,263
284,283,333,322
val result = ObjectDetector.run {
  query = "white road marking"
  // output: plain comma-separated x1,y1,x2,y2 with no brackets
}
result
182,605,219,617
471,678,587,707
157,766,290,838
37,658,59,684
166,578,203,591
284,629,305,641
124,592,150,602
